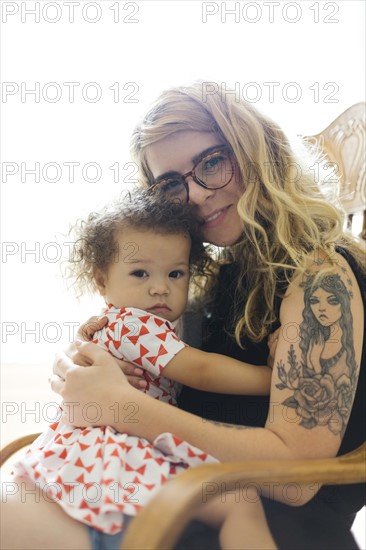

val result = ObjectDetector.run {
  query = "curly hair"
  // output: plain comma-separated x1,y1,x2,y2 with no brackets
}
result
67,189,212,298
130,80,365,344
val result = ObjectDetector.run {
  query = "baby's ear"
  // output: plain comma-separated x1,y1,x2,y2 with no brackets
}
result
93,268,107,296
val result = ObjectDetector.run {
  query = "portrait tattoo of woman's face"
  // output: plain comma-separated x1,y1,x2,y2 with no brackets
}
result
274,272,357,438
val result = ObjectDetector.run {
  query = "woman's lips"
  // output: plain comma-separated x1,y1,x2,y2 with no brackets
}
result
202,206,230,229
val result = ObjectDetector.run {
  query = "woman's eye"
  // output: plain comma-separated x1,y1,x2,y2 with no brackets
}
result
327,296,340,306
203,155,225,172
161,179,184,195
131,270,148,278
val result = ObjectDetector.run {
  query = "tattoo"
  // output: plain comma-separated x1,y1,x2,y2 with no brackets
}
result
276,273,357,438
207,420,253,430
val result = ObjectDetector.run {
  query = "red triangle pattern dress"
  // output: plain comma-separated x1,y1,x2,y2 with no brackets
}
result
13,307,218,534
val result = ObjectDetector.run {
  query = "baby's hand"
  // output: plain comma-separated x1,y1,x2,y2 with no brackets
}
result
77,315,108,341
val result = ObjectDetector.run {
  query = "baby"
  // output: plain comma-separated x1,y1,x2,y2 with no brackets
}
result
14,191,272,548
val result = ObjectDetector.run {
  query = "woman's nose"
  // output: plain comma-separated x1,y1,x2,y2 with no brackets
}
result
186,176,215,205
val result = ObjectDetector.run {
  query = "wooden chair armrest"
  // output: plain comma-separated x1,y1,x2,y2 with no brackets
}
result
122,442,366,550
0,433,41,467
2,435,364,549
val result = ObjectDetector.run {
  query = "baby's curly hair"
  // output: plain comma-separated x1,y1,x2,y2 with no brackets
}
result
67,189,211,298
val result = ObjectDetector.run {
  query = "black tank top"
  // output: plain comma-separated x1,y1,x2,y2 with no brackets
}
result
178,262,272,426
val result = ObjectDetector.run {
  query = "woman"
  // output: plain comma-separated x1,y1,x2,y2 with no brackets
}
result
2,82,365,550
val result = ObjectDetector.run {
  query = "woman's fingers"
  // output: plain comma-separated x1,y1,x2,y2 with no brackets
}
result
70,351,92,367
113,358,147,389
126,375,148,389
268,327,281,348
50,343,142,427
49,373,65,396
53,351,76,379
74,339,120,368
267,327,281,369
51,351,78,397
116,359,141,377
73,342,148,393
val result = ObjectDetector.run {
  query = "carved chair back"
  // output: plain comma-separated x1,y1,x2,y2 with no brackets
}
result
304,102,366,239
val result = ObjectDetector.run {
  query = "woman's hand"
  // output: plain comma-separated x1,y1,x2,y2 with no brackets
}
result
57,315,147,389
51,341,139,428
58,316,108,368
267,327,281,369
67,315,109,366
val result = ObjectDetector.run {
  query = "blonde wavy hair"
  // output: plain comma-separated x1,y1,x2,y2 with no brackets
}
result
130,81,365,344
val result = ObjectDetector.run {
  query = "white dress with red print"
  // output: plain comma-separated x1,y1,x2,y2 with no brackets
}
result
13,307,218,534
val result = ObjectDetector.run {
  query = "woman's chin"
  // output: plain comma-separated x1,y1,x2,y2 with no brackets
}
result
203,227,244,248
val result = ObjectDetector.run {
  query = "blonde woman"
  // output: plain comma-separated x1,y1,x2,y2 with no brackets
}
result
3,82,365,550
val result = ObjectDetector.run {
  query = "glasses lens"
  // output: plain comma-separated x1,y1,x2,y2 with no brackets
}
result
195,150,233,188
154,178,187,201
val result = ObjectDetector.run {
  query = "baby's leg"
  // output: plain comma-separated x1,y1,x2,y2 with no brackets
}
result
195,487,277,550
1,476,91,549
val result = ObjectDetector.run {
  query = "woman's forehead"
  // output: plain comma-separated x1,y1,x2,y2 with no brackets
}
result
145,131,223,177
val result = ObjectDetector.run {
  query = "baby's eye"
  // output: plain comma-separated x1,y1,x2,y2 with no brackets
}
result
169,270,184,279
131,270,148,278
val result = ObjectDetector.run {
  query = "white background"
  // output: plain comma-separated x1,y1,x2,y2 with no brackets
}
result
1,2,365,546
1,0,365,363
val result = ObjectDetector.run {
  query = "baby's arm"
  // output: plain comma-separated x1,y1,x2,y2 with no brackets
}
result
163,347,271,395
98,309,271,396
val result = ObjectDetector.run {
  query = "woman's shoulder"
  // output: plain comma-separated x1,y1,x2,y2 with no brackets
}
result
335,246,366,293
283,248,364,303
280,248,364,359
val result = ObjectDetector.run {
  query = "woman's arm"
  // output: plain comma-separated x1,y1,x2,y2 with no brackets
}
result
163,348,272,395
52,343,280,461
52,253,363,505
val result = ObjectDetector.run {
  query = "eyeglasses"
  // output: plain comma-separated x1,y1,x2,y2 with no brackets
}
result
148,145,235,203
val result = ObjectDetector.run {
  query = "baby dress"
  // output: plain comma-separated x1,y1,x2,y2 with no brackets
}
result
14,306,218,534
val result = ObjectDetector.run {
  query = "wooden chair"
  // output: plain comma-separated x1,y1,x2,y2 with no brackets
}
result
1,433,42,467
1,434,365,550
303,102,366,239
121,443,366,549
1,104,365,549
